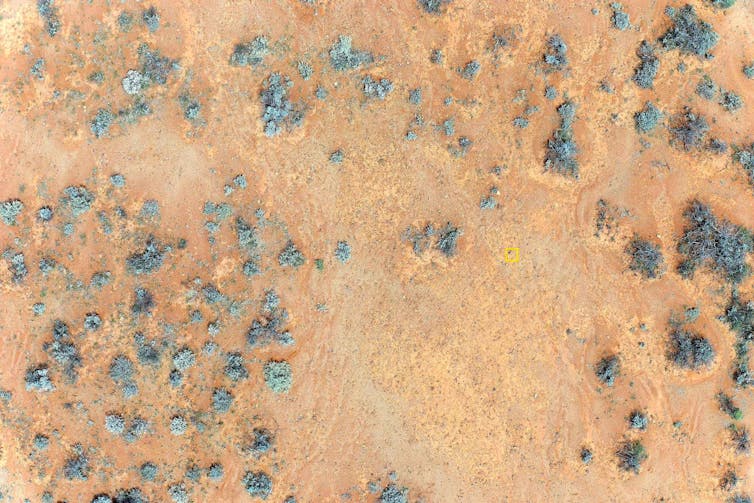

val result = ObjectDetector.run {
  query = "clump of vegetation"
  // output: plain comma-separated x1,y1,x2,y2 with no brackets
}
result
718,392,744,420
418,0,451,14
628,410,648,430
632,41,659,89
362,75,394,100
626,236,664,278
0,199,23,225
677,200,753,283
542,35,568,72
730,424,750,453
544,101,579,177
91,108,114,138
230,36,269,67
260,73,304,136
634,102,662,133
37,0,61,36
668,328,715,369
242,470,273,499
329,35,373,71
616,440,647,473
595,355,619,386
659,4,719,58
669,108,709,151
263,360,292,393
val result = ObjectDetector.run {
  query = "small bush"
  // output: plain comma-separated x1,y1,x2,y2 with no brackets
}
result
629,410,648,430
230,36,269,67
580,447,593,464
626,236,664,278
659,5,719,58
595,355,619,386
212,388,233,413
379,484,409,503
542,35,568,72
278,240,305,267
669,108,709,151
634,102,662,133
260,73,304,136
329,35,373,71
263,360,292,393
362,75,394,100
418,0,451,14
721,90,743,112
142,6,159,32
677,200,753,283
668,328,715,369
242,471,272,499
718,392,744,420
696,76,717,100
730,424,750,453
0,199,23,226
632,41,659,89
612,9,630,31
544,101,578,177
733,143,754,188
616,440,647,473
126,237,165,274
